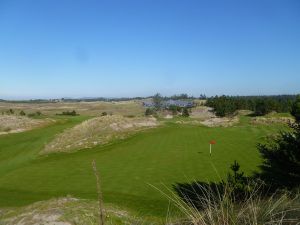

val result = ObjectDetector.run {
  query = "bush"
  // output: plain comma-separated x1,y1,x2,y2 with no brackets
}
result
145,108,156,116
6,109,14,115
101,112,108,116
169,105,181,115
57,110,78,116
182,108,190,117
19,110,26,116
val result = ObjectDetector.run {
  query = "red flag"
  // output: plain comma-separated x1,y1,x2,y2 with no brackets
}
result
210,140,216,145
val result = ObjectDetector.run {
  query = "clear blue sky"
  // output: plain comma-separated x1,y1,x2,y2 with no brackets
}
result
0,0,300,99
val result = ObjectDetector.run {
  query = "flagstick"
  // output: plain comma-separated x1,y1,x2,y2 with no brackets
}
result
210,143,211,156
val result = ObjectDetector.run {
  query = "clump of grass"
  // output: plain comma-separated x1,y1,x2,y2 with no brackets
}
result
153,182,300,225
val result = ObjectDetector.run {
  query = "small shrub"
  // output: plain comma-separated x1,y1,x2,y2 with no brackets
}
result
182,108,190,117
145,108,156,116
57,110,78,116
19,110,26,116
101,112,108,116
169,105,181,115
27,113,36,117
6,109,14,115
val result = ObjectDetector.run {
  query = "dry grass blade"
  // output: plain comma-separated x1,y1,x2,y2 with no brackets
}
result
150,181,300,225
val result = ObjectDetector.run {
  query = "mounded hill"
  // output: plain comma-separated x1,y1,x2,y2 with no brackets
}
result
42,115,158,154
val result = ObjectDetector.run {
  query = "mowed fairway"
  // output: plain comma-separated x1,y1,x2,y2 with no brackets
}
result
0,116,285,217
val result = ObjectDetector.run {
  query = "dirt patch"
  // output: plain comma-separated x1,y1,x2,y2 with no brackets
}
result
42,115,159,154
0,115,53,135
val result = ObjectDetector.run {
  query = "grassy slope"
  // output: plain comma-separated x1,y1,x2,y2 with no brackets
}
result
0,115,286,218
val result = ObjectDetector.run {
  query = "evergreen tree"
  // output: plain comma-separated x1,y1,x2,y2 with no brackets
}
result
291,95,300,122
153,93,162,110
182,108,190,117
257,96,300,189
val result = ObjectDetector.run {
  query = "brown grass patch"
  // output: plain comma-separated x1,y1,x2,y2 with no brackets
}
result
200,116,239,127
0,100,145,117
251,117,294,125
0,197,143,225
0,115,53,135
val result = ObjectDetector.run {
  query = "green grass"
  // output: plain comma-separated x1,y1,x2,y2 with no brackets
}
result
0,116,286,219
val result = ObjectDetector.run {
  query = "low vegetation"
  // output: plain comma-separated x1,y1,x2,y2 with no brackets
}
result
0,100,145,116
165,181,300,225
0,197,147,225
42,115,159,154
0,115,51,134
56,110,79,116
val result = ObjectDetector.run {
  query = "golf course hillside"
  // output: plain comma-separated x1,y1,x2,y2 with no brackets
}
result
0,112,288,219
42,115,159,154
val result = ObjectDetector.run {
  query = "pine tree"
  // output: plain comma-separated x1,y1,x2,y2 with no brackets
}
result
257,95,300,189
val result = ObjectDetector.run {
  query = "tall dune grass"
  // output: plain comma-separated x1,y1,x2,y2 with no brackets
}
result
152,182,300,225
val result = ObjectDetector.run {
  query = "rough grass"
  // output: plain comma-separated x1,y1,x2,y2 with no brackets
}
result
251,117,294,125
0,115,53,134
1,188,298,225
156,182,300,225
42,115,159,154
0,197,149,225
0,100,145,117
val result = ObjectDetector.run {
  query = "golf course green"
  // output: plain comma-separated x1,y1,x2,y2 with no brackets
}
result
0,116,286,217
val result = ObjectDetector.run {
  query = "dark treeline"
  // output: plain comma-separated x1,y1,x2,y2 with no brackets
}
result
206,95,298,117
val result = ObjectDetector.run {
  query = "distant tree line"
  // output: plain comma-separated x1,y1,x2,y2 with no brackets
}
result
0,93,207,103
206,95,297,117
